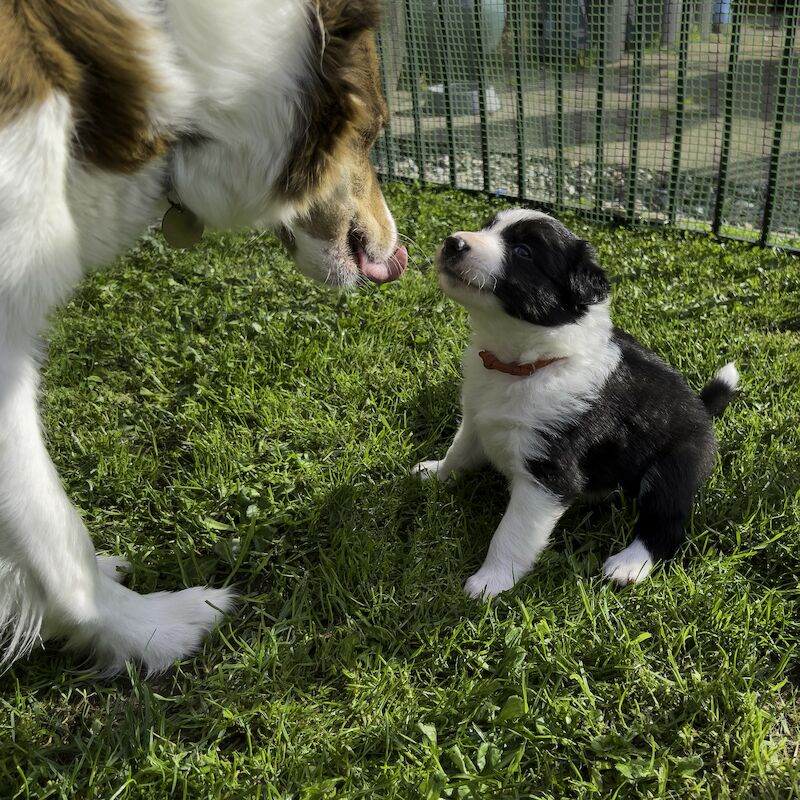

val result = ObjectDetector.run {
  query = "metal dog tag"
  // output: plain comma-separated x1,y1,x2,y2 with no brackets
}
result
162,204,205,249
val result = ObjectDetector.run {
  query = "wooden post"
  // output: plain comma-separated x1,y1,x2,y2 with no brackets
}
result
606,0,629,64
380,1,407,112
698,0,714,38
662,0,684,47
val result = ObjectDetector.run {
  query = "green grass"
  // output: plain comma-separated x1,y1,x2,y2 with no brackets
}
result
2,183,799,799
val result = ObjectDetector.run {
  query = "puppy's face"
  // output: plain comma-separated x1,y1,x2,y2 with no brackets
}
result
436,209,610,326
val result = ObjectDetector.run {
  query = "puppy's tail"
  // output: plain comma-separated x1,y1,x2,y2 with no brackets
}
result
699,362,739,417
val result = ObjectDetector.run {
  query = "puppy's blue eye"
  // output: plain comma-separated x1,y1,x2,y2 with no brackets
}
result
512,244,532,259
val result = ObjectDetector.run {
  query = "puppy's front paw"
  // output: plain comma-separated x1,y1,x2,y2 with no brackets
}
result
464,565,518,600
603,539,653,585
411,459,444,481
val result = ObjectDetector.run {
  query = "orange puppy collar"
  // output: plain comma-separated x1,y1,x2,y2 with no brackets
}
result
479,350,566,377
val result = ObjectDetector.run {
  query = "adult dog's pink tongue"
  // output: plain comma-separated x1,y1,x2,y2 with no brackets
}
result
358,246,408,284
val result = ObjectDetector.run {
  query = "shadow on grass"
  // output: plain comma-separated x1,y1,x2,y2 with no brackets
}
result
197,381,652,678
4,377,795,698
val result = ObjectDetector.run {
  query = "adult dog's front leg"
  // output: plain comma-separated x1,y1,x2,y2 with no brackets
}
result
412,416,486,482
0,97,233,674
0,344,235,673
465,478,566,600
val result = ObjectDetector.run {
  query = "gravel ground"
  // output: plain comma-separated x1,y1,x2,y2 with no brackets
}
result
379,149,800,245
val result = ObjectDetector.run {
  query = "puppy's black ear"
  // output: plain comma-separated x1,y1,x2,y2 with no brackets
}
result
567,240,610,307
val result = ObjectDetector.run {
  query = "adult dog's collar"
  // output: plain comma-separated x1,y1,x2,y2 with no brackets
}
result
479,350,565,377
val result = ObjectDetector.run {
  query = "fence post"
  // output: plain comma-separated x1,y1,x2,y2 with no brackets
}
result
668,0,693,224
662,0,684,47
379,3,407,121
594,1,608,216
554,0,565,209
760,0,799,246
625,0,645,222
403,0,426,184
712,0,743,237
435,1,458,188
698,0,714,39
509,0,527,200
376,26,396,182
474,0,491,194
606,0,629,64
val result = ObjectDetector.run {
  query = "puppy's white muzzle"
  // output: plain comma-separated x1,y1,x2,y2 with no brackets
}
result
436,229,505,309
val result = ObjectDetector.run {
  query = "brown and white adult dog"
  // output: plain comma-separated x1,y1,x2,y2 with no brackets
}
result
0,0,407,674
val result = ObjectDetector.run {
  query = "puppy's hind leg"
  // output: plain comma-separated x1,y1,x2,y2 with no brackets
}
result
603,443,713,585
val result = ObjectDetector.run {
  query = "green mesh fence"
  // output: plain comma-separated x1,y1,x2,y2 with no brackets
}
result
374,1,800,250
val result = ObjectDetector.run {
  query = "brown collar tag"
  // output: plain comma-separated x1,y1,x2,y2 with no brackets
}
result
162,204,205,249
479,350,565,377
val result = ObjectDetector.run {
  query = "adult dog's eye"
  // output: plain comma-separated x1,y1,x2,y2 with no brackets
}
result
512,244,532,259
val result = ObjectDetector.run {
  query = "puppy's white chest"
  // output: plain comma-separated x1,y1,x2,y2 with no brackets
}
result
461,344,614,478
463,367,546,476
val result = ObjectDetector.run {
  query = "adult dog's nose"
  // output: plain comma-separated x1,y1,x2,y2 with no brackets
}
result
442,235,469,259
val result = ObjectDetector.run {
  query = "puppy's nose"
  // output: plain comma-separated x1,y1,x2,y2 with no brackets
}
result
443,235,469,258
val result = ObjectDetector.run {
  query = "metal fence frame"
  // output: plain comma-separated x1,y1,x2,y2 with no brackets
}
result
374,0,800,252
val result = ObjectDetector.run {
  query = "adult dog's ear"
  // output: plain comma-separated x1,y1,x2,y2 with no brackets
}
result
279,0,385,202
318,0,382,38
567,240,610,308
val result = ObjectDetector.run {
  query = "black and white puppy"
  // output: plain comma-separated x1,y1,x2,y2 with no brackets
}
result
413,209,738,599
